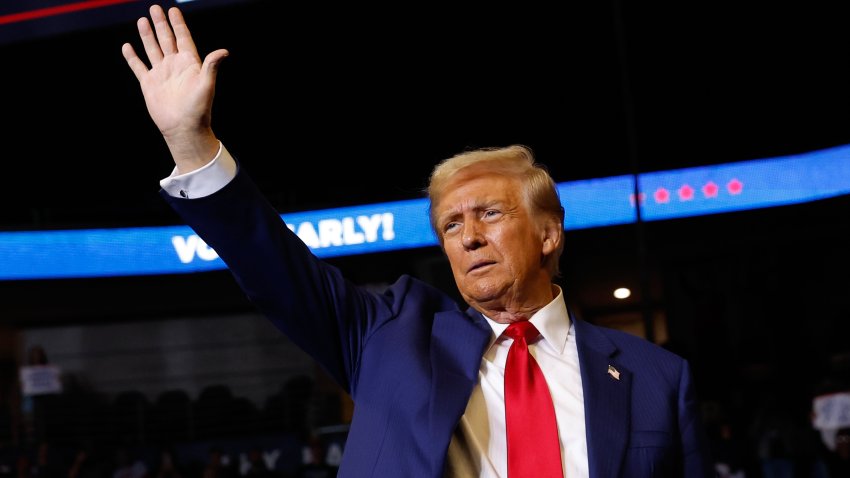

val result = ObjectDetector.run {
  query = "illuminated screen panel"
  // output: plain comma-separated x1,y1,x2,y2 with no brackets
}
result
2,143,850,280
0,0,256,45
560,143,850,228
637,145,850,221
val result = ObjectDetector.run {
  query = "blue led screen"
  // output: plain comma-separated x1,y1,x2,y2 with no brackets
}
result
2,143,850,280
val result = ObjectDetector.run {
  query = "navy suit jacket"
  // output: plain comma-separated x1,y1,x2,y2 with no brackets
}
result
163,167,712,477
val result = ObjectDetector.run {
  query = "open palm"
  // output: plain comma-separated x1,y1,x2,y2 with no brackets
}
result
122,5,227,159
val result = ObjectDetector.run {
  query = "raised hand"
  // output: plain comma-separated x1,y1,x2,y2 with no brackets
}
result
122,4,228,172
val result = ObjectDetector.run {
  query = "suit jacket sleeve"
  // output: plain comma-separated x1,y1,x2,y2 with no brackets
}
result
161,165,394,394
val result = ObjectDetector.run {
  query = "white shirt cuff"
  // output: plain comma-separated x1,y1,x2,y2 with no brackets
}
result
159,142,237,199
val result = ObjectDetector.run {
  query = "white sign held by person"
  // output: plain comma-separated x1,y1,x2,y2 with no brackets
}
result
19,365,63,396
813,392,850,430
812,391,850,451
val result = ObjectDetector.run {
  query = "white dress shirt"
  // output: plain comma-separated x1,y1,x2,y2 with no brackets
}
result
159,142,235,199
445,287,588,478
160,144,590,477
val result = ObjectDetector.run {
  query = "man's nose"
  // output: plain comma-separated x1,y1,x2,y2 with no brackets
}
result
461,221,484,249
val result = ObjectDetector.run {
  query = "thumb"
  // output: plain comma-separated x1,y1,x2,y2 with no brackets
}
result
202,49,229,81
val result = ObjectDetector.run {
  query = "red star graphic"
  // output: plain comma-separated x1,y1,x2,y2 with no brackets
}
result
629,192,646,206
702,181,719,198
678,184,694,201
727,178,743,195
654,187,670,204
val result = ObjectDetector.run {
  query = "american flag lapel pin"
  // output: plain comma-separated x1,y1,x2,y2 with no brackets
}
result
607,364,621,381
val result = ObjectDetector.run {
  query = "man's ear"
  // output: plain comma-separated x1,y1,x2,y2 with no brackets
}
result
541,217,563,256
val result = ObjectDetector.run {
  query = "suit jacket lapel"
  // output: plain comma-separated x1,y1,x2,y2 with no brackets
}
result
574,319,631,478
429,309,491,451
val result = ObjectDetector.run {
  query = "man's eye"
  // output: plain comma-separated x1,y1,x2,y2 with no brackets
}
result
444,222,459,233
484,210,499,218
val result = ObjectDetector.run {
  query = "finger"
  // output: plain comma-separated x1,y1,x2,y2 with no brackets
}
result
121,43,149,82
168,7,198,57
150,4,178,56
137,16,163,65
201,49,229,83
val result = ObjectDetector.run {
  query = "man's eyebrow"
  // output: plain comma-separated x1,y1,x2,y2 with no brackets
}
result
478,199,503,209
436,209,461,227
437,200,506,223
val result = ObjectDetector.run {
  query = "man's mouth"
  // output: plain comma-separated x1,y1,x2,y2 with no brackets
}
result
468,261,495,273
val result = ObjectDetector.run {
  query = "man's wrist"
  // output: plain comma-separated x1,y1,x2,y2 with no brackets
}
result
164,129,220,174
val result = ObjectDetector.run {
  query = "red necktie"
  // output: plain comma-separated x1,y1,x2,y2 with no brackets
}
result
504,321,563,478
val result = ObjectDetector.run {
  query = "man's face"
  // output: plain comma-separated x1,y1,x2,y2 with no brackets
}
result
435,173,555,315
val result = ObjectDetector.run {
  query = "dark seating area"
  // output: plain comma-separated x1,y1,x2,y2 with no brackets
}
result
2,377,345,478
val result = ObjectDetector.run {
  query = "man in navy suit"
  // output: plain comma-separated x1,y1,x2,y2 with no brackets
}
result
123,5,712,476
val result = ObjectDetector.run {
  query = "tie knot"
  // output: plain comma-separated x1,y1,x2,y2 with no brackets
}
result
504,321,540,343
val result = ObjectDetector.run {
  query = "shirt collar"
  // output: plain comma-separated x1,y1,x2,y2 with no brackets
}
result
481,285,571,355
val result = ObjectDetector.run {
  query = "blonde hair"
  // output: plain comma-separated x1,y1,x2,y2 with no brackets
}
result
427,145,565,277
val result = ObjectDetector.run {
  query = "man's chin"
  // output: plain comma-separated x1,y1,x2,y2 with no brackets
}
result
461,283,509,308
